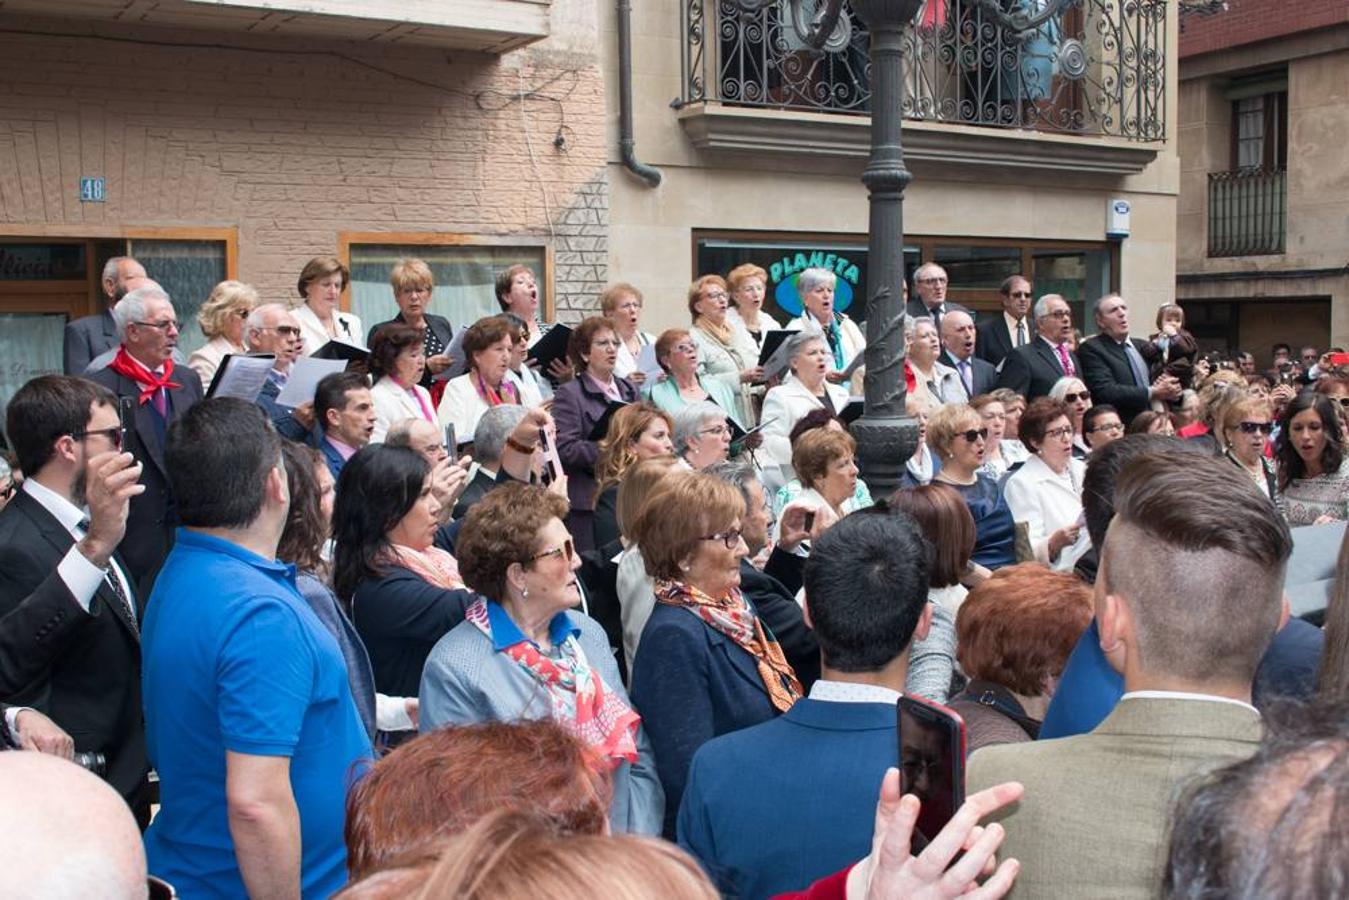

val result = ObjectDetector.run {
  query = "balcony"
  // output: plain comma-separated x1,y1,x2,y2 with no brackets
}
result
1207,168,1286,257
676,0,1167,174
9,0,552,54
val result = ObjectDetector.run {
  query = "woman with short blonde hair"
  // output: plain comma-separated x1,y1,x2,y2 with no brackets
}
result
366,258,454,391
929,403,1017,571
188,279,260,383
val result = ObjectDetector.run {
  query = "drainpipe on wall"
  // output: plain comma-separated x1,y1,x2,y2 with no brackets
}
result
617,0,663,188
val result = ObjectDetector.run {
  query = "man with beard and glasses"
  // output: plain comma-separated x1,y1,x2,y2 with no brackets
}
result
0,375,151,824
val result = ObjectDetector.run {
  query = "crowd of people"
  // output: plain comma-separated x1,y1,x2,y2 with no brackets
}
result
1,253,1347,898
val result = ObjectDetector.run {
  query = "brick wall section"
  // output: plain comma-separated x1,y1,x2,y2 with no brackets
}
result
0,14,609,317
1181,0,1349,59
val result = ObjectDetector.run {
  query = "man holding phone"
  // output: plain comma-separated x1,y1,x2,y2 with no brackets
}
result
677,510,939,898
968,453,1290,898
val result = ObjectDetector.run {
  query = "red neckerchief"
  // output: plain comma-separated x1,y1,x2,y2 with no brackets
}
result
107,346,181,405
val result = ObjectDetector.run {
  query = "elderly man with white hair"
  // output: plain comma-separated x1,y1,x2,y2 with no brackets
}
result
86,285,204,585
246,302,312,440
905,261,971,336
783,266,866,394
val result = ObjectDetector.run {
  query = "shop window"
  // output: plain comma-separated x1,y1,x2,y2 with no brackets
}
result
1031,249,1112,334
125,239,229,356
345,241,549,332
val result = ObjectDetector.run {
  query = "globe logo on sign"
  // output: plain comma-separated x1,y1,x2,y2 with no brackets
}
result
768,251,862,317
775,275,854,318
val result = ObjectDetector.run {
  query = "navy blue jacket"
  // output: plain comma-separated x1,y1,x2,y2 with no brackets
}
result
256,377,312,442
629,601,781,838
350,567,474,699
678,698,896,899
319,436,347,482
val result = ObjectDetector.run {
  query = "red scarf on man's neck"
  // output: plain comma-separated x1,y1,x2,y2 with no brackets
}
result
107,346,180,405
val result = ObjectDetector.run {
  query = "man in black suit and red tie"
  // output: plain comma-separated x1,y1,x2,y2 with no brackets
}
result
0,375,150,822
1079,294,1183,425
976,274,1034,367
995,293,1082,401
85,286,203,588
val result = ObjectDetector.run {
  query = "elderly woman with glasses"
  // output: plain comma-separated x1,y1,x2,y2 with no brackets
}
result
1003,398,1088,572
365,258,455,392
929,403,1016,570
671,401,733,472
646,329,743,427
188,280,260,384
760,331,851,489
687,275,762,426
628,471,802,837
1049,376,1093,460
552,317,642,550
784,267,866,394
601,283,656,387
726,263,780,353
419,483,663,836
1221,396,1277,502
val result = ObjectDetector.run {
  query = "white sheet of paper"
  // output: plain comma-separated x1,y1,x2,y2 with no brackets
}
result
275,356,349,408
840,348,866,379
763,335,797,380
443,327,469,380
208,354,275,402
636,342,663,380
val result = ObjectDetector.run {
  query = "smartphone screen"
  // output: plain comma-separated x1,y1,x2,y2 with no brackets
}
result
117,397,135,448
443,423,456,455
537,427,562,488
897,695,967,843
801,509,816,532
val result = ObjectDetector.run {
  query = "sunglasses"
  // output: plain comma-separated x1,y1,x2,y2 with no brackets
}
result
957,428,989,442
1236,421,1274,435
1009,291,1032,299
72,426,124,450
530,539,575,564
1062,391,1091,403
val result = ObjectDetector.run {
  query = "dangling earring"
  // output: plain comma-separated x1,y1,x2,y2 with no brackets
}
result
522,587,529,599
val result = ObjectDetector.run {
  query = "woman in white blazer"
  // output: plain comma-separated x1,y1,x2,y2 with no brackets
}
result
188,280,259,385
759,331,850,493
437,316,521,449
368,324,437,443
783,266,866,396
1002,397,1089,572
293,255,364,355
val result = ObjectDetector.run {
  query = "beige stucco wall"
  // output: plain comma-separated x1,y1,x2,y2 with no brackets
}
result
601,0,1181,337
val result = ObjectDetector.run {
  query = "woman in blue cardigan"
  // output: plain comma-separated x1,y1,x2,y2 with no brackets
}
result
628,471,803,837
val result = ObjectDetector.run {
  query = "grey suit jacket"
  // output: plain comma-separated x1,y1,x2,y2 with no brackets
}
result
968,697,1262,899
419,608,664,836
63,311,118,375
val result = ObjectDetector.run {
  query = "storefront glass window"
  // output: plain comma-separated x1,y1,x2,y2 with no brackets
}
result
126,239,229,356
0,313,65,440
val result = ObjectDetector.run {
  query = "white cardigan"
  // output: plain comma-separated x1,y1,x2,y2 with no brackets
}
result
1002,453,1090,572
759,376,852,495
292,302,364,356
370,376,436,443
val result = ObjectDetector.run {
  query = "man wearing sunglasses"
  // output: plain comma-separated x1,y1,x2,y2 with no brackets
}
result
0,374,150,823
86,286,204,589
246,303,311,441
1079,293,1182,424
976,274,1034,367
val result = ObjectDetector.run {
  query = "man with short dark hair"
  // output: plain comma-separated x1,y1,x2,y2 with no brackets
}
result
1078,293,1181,423
314,371,375,480
969,452,1293,898
85,285,203,585
995,293,1081,400
677,510,933,899
142,399,373,898
63,256,147,375
0,374,150,819
977,275,1033,367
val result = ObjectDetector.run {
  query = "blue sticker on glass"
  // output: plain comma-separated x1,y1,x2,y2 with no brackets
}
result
768,251,861,317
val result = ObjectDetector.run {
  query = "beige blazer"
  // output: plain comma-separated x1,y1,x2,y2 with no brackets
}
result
967,696,1263,900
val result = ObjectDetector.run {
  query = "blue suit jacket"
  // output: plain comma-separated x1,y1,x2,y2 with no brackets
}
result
678,697,895,899
629,601,781,838
319,436,347,482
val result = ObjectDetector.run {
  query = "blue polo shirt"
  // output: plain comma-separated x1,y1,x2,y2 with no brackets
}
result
483,599,579,651
142,529,373,899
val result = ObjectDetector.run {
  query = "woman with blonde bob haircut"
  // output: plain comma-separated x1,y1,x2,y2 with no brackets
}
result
189,279,260,382
364,257,454,389
928,402,1017,570
629,472,802,836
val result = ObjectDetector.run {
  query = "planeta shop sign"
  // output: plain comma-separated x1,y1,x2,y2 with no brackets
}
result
769,250,862,317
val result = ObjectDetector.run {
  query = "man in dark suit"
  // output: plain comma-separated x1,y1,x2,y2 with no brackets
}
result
245,303,311,441
314,372,376,481
0,374,150,821
85,286,203,588
63,256,147,375
1,699,74,754
940,309,998,399
677,509,934,899
1079,293,1182,425
905,262,970,335
975,274,1033,367
995,293,1082,400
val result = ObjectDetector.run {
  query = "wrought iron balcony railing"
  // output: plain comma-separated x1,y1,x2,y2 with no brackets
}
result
678,0,1167,141
1208,168,1286,257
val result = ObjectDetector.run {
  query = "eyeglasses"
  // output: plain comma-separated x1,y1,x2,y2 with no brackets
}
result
530,539,575,564
918,276,948,285
1042,310,1072,320
72,426,124,449
0,481,12,500
699,424,731,439
1062,391,1091,403
233,308,251,319
398,286,431,296
1236,421,1275,435
1336,397,1349,408
260,325,302,338
957,428,989,442
591,339,621,349
701,528,744,550
132,319,179,331
702,291,729,301
674,343,697,354
1087,421,1124,434
1044,425,1074,440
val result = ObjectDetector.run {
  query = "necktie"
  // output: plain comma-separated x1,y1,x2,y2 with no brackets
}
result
1016,319,1028,347
958,360,972,396
1056,343,1075,377
152,387,167,418
931,305,943,336
1123,340,1150,388
78,522,138,633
